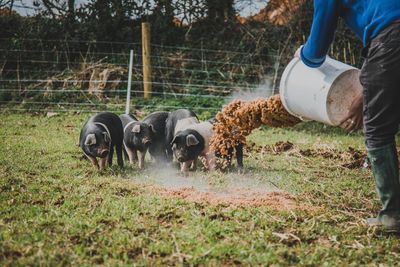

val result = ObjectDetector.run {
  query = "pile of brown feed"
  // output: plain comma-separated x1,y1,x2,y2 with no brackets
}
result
210,95,301,163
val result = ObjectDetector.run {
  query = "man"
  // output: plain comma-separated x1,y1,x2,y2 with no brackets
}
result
296,0,400,231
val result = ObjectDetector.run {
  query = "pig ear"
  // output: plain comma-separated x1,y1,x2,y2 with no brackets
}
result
186,134,199,147
103,132,110,143
132,124,141,133
84,134,96,146
149,124,156,134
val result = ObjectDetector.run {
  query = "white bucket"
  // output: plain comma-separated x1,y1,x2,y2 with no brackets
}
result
279,57,363,126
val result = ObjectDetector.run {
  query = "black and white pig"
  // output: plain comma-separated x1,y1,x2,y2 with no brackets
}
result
165,109,198,162
171,118,244,173
79,112,124,171
120,111,170,169
171,120,214,173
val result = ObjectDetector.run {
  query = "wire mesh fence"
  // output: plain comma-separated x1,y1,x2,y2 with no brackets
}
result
0,38,283,116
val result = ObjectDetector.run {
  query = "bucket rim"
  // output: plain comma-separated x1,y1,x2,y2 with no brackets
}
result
279,58,308,121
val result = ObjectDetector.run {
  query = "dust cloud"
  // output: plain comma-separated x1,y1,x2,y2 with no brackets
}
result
230,77,275,101
128,164,300,209
134,164,279,193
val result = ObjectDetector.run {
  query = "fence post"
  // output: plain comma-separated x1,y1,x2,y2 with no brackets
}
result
125,49,134,115
142,22,152,99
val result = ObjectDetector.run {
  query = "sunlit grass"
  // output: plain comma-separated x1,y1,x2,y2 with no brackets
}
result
1,112,399,266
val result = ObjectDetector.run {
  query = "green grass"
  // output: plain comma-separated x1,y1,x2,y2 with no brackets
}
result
1,112,400,266
0,94,225,121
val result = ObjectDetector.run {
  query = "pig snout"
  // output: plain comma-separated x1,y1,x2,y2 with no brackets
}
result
142,137,151,145
99,149,109,158
173,150,185,162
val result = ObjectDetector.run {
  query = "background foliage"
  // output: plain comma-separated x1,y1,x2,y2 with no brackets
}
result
0,0,364,105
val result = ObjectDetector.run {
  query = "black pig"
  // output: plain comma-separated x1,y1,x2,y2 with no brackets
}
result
165,109,199,162
142,111,170,163
120,114,140,163
80,112,124,171
120,113,152,169
120,111,170,169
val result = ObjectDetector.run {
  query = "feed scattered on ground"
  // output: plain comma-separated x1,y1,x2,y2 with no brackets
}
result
151,186,301,209
253,141,381,170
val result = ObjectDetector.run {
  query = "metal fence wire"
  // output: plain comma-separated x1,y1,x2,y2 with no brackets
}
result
0,38,285,115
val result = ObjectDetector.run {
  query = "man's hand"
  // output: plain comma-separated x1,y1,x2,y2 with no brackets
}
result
294,46,303,58
339,92,363,131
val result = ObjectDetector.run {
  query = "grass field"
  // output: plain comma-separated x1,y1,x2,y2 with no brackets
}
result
1,111,400,266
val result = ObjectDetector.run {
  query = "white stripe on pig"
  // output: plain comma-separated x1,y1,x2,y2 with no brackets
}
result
174,117,199,135
183,121,213,155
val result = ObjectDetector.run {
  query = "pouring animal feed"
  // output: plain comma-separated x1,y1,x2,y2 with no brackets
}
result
210,95,301,159
210,57,363,164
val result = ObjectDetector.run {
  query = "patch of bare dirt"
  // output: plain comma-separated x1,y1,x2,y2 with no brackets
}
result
147,185,302,210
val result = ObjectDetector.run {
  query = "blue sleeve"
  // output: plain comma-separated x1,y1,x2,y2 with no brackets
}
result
301,0,340,68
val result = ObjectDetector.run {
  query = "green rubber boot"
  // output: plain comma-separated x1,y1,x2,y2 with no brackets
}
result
366,143,400,232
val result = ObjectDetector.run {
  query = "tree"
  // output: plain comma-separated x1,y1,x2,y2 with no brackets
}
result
0,0,13,8
33,0,76,20
0,0,16,14
205,0,235,23
252,0,306,25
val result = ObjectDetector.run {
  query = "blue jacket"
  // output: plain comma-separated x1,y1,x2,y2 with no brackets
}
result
301,0,400,68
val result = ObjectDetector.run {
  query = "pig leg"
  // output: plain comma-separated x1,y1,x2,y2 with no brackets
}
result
180,161,193,174
166,147,174,163
205,153,216,171
99,157,107,171
86,154,99,170
236,143,244,170
123,146,129,161
125,146,138,165
116,143,124,168
225,147,234,170
190,158,197,171
138,149,147,169
164,144,172,163
132,149,138,163
108,146,114,167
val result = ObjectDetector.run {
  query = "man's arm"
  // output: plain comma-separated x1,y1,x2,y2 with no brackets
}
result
300,0,340,68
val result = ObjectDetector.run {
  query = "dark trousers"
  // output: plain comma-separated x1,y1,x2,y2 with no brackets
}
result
361,22,400,219
360,23,400,149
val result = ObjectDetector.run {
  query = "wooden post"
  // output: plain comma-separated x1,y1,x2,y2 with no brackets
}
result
142,22,152,98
